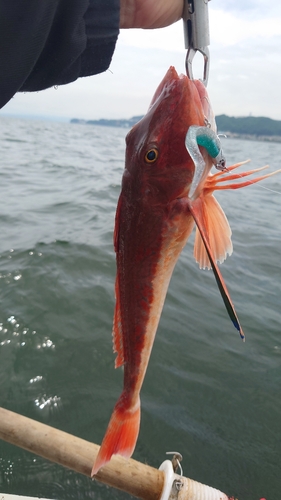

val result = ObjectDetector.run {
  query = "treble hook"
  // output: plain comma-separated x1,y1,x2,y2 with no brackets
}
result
183,0,211,86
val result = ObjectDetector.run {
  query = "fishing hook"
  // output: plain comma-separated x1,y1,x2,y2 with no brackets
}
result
183,0,211,86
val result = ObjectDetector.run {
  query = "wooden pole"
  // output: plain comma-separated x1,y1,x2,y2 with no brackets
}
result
0,407,230,500
0,407,163,500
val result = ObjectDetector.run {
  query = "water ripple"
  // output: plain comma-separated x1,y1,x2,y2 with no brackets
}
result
0,117,280,500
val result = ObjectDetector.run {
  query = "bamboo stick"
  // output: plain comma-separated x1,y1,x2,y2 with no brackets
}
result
0,407,230,500
0,406,163,500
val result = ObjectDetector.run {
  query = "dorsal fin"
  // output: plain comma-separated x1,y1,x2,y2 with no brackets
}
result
112,194,124,368
112,276,124,368
114,194,123,253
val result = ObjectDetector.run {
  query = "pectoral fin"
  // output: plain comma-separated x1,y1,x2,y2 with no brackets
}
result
187,197,245,340
193,194,232,270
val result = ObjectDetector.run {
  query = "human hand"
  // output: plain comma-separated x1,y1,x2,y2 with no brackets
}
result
120,0,184,29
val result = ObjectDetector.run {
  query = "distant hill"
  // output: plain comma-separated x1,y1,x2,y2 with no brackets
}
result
71,114,281,141
70,116,143,128
216,114,281,136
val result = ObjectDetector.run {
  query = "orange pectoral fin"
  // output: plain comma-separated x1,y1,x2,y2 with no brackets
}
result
188,197,245,341
193,194,233,270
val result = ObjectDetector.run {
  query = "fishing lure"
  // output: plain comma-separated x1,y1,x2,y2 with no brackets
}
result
186,125,226,199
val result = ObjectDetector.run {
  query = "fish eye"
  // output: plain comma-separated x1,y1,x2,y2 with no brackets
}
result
145,148,158,163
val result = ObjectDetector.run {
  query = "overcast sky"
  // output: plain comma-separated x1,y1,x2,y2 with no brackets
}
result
1,0,281,121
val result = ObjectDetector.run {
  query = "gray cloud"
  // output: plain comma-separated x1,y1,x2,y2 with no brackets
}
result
213,0,281,20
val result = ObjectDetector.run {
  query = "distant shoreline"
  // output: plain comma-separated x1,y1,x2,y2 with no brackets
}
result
70,114,281,144
219,132,281,143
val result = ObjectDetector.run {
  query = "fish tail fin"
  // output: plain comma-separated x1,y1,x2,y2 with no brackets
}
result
194,194,232,270
91,394,140,476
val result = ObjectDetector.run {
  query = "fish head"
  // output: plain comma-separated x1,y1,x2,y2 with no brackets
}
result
123,66,208,205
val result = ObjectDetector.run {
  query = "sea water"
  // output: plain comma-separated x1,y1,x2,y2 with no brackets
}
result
0,116,280,500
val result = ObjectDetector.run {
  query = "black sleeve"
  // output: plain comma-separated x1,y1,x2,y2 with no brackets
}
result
0,0,120,109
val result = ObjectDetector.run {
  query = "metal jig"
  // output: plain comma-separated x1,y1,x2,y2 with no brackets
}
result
183,0,211,86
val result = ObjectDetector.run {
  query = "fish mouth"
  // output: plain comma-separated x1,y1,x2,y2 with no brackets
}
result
148,66,182,110
153,67,211,202
166,69,217,201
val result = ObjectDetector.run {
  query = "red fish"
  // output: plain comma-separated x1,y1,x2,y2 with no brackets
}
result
91,67,277,475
